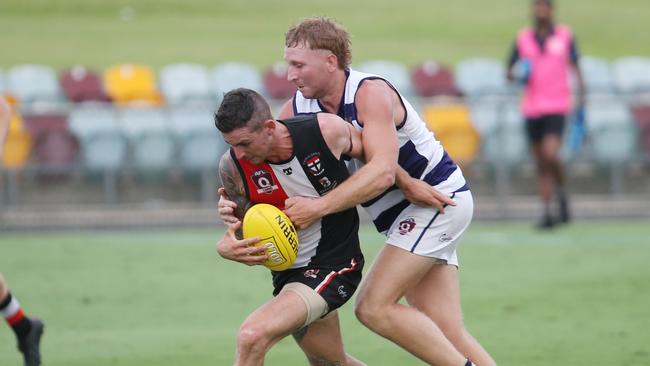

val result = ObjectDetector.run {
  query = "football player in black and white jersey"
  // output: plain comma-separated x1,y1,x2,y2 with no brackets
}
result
219,18,494,366
215,88,367,366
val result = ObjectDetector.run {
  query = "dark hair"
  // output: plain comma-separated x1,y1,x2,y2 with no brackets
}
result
214,88,273,133
285,17,352,70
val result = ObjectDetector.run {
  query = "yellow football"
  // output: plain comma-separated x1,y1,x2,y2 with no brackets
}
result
242,203,299,271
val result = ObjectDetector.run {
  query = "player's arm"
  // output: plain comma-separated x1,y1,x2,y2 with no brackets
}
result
506,40,520,82
394,168,456,213
284,80,398,228
216,151,267,265
317,113,363,160
570,37,586,107
0,97,10,159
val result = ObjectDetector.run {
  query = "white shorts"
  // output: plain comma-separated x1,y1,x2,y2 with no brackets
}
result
384,190,473,267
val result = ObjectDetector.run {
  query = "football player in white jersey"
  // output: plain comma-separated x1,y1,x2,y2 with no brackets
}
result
219,18,495,366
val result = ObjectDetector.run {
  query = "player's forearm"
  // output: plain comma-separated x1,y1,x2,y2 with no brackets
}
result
395,166,415,190
319,159,396,215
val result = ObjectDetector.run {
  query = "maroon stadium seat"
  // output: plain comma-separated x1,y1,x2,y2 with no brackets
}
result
410,61,461,98
22,113,68,140
34,130,79,168
263,63,296,100
631,103,650,158
60,66,110,103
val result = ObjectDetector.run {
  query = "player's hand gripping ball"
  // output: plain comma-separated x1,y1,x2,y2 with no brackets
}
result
242,204,299,271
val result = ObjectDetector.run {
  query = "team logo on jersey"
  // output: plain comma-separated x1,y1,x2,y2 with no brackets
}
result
319,176,332,189
251,169,278,194
282,167,293,175
398,218,416,235
304,153,324,176
303,269,320,279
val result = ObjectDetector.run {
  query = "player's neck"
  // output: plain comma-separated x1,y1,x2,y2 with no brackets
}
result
318,70,347,114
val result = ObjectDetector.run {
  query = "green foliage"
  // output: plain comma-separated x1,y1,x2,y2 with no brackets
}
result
1,221,649,365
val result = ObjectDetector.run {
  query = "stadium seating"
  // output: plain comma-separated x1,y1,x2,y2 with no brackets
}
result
22,112,79,177
262,63,296,100
159,63,212,105
1,112,32,169
81,131,128,172
68,106,120,139
468,99,501,136
7,64,63,106
612,56,650,94
410,61,461,98
579,56,614,94
104,64,163,106
168,106,214,138
33,130,79,175
631,103,650,158
422,103,480,166
117,107,169,139
455,58,509,97
211,62,264,97
59,66,110,103
180,131,228,202
131,132,176,173
482,101,528,166
586,97,637,163
357,60,413,95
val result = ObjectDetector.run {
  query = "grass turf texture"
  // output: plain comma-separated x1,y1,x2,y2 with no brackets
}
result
1,0,648,70
1,221,649,365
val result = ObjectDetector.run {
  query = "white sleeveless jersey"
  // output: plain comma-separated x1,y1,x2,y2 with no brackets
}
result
292,69,469,233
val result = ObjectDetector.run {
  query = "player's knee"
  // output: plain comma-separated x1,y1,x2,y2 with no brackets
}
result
354,297,383,329
236,322,270,353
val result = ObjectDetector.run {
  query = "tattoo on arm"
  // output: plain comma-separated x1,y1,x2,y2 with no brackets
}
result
291,325,309,343
218,152,253,224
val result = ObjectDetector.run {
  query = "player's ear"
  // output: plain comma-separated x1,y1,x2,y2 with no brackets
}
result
326,53,339,72
263,119,276,134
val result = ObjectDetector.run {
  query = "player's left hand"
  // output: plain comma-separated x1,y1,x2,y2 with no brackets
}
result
284,196,324,229
401,177,456,213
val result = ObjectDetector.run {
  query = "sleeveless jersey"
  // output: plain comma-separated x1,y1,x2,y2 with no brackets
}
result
231,114,362,270
517,25,574,117
292,69,469,233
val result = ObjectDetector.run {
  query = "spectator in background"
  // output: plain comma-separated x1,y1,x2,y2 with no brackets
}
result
0,273,44,366
506,0,586,229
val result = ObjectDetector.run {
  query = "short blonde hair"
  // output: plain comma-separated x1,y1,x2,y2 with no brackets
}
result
285,17,352,70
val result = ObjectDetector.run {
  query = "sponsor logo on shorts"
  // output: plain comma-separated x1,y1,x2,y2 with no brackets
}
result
337,285,348,299
398,218,416,235
303,269,320,279
439,233,452,243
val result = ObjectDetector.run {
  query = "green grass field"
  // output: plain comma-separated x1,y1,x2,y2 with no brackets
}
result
1,0,648,70
1,221,649,365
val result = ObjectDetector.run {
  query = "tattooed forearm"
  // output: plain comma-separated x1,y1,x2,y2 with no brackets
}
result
218,152,253,221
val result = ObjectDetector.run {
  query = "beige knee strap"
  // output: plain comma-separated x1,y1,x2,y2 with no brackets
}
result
281,282,329,328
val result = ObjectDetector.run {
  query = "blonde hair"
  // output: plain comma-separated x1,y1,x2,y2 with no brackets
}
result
285,17,352,70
